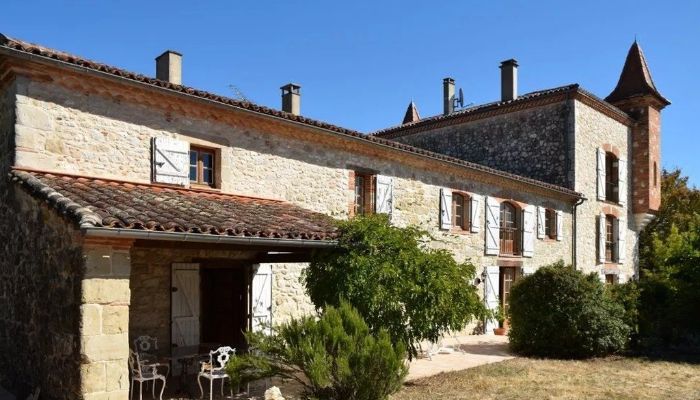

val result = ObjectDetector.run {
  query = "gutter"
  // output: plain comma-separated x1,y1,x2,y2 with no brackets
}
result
572,196,586,269
81,227,338,248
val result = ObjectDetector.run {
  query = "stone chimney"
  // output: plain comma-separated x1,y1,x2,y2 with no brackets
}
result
443,77,455,115
155,50,182,85
500,59,518,101
281,83,301,115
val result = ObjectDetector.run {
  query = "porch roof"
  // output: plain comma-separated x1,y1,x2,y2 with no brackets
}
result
11,169,338,242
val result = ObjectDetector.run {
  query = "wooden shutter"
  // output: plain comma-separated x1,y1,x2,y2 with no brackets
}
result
470,195,482,233
597,148,606,201
522,205,535,257
251,264,273,335
618,273,627,283
439,188,452,230
375,175,394,217
521,266,535,277
536,206,546,239
556,210,563,241
484,266,500,333
616,218,626,264
485,197,500,256
598,212,606,264
171,263,200,348
618,158,627,206
152,137,190,186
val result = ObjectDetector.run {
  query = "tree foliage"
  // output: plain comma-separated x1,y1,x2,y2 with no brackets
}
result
304,214,484,358
226,301,408,400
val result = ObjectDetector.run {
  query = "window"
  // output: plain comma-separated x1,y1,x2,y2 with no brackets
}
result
353,172,374,216
605,274,617,285
189,147,215,187
499,202,520,256
451,193,470,230
544,209,558,239
605,153,619,203
605,215,615,263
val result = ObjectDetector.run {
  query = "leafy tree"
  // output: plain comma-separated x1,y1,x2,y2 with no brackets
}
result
304,214,484,358
226,302,408,400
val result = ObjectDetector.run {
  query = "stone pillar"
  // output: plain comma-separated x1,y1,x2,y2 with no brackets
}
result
80,243,132,400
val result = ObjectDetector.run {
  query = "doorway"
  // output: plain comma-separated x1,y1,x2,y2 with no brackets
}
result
499,267,517,328
199,266,249,350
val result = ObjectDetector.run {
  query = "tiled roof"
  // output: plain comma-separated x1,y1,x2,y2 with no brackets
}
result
10,170,338,241
0,34,581,199
605,41,670,105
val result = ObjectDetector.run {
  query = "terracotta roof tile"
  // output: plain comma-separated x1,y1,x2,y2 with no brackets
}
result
10,170,338,241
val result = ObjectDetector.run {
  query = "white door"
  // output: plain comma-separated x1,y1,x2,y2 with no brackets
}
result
484,266,500,334
171,263,200,349
251,264,273,335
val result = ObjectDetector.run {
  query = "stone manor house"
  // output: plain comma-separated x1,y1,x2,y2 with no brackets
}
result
0,33,667,398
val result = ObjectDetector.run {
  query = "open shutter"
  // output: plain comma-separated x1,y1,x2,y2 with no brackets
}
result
470,195,482,233
618,158,627,206
439,188,452,230
598,269,607,284
616,218,626,264
536,206,545,239
556,210,563,241
251,264,273,335
152,137,190,186
597,148,606,201
521,266,535,277
598,212,606,264
618,272,627,284
522,205,535,257
484,266,500,333
485,197,500,256
375,175,394,217
171,263,200,348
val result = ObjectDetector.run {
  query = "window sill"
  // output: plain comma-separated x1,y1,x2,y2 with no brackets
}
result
498,254,522,258
189,183,220,192
599,199,624,207
450,227,472,235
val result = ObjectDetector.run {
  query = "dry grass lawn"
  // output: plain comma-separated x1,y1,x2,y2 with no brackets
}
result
393,356,700,400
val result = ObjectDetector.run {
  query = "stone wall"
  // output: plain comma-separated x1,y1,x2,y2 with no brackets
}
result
388,102,574,188
270,263,316,325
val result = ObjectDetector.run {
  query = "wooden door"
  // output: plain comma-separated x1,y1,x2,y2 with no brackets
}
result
171,263,201,348
251,264,272,334
500,267,516,328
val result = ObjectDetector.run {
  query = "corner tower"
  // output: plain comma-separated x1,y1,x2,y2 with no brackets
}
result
606,41,670,229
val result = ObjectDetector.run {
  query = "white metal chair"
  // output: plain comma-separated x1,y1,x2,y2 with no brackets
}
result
198,346,236,400
129,349,166,400
133,335,170,378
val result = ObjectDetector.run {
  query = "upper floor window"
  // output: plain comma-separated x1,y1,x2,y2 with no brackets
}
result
500,202,520,256
353,172,374,216
545,208,557,239
452,193,470,230
189,146,215,187
605,152,619,203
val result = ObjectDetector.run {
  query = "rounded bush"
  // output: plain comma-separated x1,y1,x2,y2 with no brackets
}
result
508,261,630,358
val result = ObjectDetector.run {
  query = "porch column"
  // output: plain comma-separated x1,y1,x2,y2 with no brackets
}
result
79,241,132,400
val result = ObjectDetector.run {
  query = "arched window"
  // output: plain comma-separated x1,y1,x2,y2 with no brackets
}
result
500,202,519,255
605,152,619,203
451,193,470,230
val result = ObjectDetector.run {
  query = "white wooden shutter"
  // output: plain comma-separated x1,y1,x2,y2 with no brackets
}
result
439,188,452,230
598,212,606,264
470,195,482,233
556,210,563,241
484,266,500,333
251,264,273,335
536,206,546,239
171,263,200,349
618,272,627,284
522,205,535,257
375,175,394,217
618,158,627,206
152,137,190,186
522,266,535,277
597,148,606,201
485,197,500,256
598,269,607,284
616,218,626,264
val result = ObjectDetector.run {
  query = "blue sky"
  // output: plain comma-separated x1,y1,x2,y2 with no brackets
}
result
1,0,697,185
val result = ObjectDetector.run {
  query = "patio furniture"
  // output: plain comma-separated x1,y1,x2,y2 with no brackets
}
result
129,349,166,400
133,335,170,378
169,343,221,396
197,346,236,400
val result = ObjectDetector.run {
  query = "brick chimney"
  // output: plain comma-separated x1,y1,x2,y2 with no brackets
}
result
443,77,455,115
281,83,301,115
155,50,182,85
500,59,518,101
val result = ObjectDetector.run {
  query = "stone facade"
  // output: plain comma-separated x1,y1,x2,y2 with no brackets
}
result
270,263,316,325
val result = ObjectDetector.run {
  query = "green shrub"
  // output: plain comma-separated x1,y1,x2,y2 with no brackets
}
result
508,261,630,358
606,280,640,341
226,301,408,400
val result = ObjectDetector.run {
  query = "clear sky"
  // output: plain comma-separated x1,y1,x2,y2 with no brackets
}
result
1,0,697,185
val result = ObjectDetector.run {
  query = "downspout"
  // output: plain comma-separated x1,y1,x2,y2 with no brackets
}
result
572,197,586,269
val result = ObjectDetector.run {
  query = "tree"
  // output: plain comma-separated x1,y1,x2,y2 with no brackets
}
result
304,214,485,358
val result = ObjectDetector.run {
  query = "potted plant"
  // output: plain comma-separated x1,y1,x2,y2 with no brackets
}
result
492,302,507,335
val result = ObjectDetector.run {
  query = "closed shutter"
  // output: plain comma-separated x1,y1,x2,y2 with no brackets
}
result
470,195,482,233
485,197,500,256
522,205,535,257
439,188,452,230
616,218,626,264
375,175,394,217
598,212,606,264
536,206,546,239
251,264,273,335
556,210,563,241
618,158,627,206
171,263,200,349
152,137,190,186
484,266,500,333
597,148,606,201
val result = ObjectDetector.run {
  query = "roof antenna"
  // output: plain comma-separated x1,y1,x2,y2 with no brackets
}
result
452,88,473,110
228,84,250,102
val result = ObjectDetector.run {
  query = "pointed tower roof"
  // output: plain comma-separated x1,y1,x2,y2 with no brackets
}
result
402,101,421,124
606,41,670,106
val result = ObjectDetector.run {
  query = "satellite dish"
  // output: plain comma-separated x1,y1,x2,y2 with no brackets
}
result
453,88,465,109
